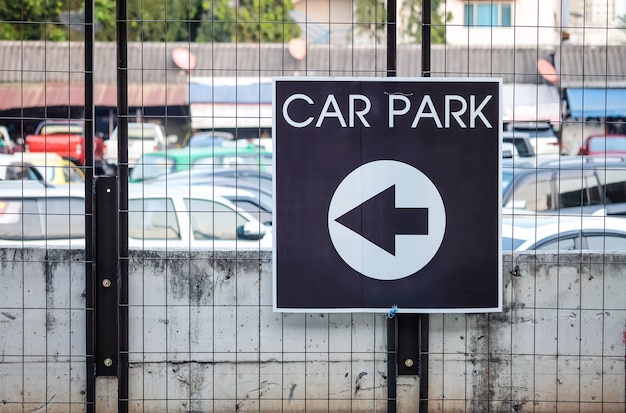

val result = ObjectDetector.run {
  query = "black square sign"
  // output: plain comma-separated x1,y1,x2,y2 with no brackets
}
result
273,77,502,313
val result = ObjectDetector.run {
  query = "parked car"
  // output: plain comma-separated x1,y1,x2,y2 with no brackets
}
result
0,154,45,181
502,214,626,251
502,131,535,157
0,181,85,247
14,152,84,184
24,119,105,173
104,122,177,173
127,183,272,249
577,134,626,156
129,145,272,182
505,121,562,156
0,180,272,249
181,166,273,192
502,156,626,215
152,170,273,226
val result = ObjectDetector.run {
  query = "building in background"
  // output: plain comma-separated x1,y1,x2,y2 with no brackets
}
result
292,0,626,47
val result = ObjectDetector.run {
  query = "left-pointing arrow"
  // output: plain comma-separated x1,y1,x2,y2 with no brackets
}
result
334,185,428,256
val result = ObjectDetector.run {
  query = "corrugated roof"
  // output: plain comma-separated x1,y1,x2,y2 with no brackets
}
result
0,82,189,110
1,41,625,109
0,41,570,83
556,45,626,87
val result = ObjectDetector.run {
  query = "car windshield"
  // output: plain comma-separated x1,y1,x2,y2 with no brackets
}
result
128,127,158,140
39,124,83,135
511,123,555,138
130,156,175,181
588,136,626,152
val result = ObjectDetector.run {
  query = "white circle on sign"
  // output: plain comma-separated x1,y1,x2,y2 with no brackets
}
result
328,160,446,281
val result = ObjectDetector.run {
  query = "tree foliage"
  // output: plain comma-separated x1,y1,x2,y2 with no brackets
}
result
401,0,452,44
235,0,300,43
352,0,387,43
351,0,452,44
0,0,300,43
0,0,76,41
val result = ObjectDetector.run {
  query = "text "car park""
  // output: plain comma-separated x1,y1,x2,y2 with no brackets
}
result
281,92,494,129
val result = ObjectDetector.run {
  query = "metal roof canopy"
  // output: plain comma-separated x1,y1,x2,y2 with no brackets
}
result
0,83,189,111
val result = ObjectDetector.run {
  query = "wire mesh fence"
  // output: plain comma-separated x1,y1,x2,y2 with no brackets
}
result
0,1,625,412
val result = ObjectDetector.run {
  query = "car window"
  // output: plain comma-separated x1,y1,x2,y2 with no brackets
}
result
597,169,626,203
502,236,526,251
585,234,626,251
534,234,578,251
510,176,553,211
184,198,249,240
0,197,84,240
128,198,180,240
557,174,602,208
231,200,272,225
130,156,175,181
3,164,40,180
37,166,56,181
67,165,84,183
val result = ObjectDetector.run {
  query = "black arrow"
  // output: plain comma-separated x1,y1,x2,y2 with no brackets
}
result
335,185,428,256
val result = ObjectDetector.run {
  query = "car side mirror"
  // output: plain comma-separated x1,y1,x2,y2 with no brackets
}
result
237,222,266,240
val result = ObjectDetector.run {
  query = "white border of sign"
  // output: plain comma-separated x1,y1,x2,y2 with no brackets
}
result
272,76,503,314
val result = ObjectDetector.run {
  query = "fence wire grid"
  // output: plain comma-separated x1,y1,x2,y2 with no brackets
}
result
0,1,625,412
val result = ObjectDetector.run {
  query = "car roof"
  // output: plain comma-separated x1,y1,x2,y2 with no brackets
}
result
128,182,244,199
127,122,162,127
13,152,65,164
140,144,270,161
166,166,272,180
502,215,626,250
0,180,85,197
503,155,626,172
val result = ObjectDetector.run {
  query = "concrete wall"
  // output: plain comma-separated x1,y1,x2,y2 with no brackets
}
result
0,248,624,412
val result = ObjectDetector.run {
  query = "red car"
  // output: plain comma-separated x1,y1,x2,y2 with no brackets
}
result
578,134,626,156
24,119,105,173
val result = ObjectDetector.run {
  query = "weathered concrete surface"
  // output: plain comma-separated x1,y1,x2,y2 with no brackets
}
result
428,252,626,413
1,248,625,412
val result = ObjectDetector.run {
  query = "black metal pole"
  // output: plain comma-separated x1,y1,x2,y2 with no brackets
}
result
386,1,397,412
422,0,431,78
387,0,397,78
84,0,95,411
116,0,129,411
420,3,431,411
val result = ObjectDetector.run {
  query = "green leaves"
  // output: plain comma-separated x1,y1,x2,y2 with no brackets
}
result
0,0,300,43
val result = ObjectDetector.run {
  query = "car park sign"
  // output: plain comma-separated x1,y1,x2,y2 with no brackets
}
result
273,77,502,313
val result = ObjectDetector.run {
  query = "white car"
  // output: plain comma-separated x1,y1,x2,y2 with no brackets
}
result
0,181,271,250
128,183,272,250
104,122,177,172
502,214,626,251
506,122,561,156
0,181,85,247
